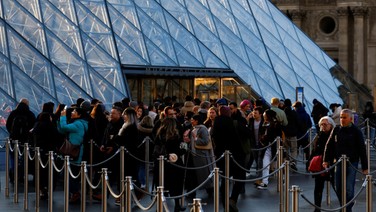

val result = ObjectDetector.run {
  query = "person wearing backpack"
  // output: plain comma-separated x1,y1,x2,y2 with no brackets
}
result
6,98,36,183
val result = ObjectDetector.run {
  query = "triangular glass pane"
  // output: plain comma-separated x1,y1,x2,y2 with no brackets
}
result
48,0,77,25
208,0,239,36
46,30,92,95
269,51,298,87
3,0,47,55
8,30,54,96
41,0,83,57
108,5,148,62
115,36,149,65
258,25,289,64
243,36,270,66
15,0,41,21
269,3,299,42
256,76,283,104
185,0,216,34
278,77,296,100
108,0,141,30
12,64,55,113
0,21,8,56
306,53,337,89
134,0,168,31
172,40,203,67
0,89,16,120
165,14,203,64
145,39,176,66
160,0,193,31
229,0,261,40
297,29,326,64
197,43,227,68
0,54,12,96
190,17,227,64
52,67,91,105
317,78,343,105
89,67,126,103
249,0,279,38
81,33,124,92
75,2,117,59
80,0,110,26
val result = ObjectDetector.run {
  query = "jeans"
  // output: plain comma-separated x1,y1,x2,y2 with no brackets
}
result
335,161,358,212
261,147,272,185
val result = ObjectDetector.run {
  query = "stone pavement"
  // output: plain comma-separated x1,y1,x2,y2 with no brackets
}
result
0,149,376,211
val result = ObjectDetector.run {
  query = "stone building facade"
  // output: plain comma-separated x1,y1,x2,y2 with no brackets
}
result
272,0,376,98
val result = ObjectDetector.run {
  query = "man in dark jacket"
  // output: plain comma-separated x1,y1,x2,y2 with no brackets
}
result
283,99,299,170
311,99,329,130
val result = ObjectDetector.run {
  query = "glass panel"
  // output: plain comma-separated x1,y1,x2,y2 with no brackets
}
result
3,0,47,55
75,1,117,59
48,0,77,25
8,30,54,96
46,30,92,95
115,36,149,65
256,77,282,103
297,29,325,63
145,39,176,66
229,0,261,39
208,0,239,36
0,21,8,56
317,78,343,105
172,40,203,67
41,0,83,57
248,0,279,38
195,78,220,101
259,25,289,63
306,53,337,89
108,0,141,30
108,5,148,62
15,0,41,21
0,92,16,122
80,0,110,26
165,14,203,65
185,0,217,34
0,54,13,96
197,43,227,68
269,4,299,42
160,0,192,32
134,0,168,30
269,52,298,87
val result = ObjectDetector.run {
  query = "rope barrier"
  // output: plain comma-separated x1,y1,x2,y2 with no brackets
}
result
291,158,342,176
8,140,14,152
167,154,223,170
131,189,157,211
85,148,121,167
27,148,36,161
126,149,154,164
53,160,65,173
84,171,102,190
231,151,278,173
302,135,316,150
165,171,214,199
219,162,286,183
251,137,278,151
286,152,308,163
187,149,216,159
105,179,126,199
17,144,24,156
346,159,371,175
68,165,81,179
300,177,367,211
296,129,311,141
38,153,49,169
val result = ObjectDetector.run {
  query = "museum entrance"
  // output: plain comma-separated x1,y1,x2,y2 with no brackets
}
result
126,76,253,105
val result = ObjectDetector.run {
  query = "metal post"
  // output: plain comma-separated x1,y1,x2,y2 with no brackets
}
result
278,145,283,193
23,143,29,210
291,185,300,212
5,139,9,197
13,141,18,203
225,150,230,212
214,168,219,212
48,151,54,212
326,181,331,205
125,176,132,212
193,198,201,212
120,146,125,212
366,175,372,212
89,139,93,202
35,147,40,212
64,156,70,212
158,155,164,187
101,168,108,212
284,160,290,212
156,186,164,212
145,137,150,192
341,155,347,212
309,128,313,157
81,161,86,212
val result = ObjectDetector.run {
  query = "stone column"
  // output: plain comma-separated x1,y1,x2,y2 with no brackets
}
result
337,7,350,73
352,6,368,84
290,10,305,28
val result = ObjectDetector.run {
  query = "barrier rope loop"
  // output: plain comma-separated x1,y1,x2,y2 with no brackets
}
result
84,165,102,190
131,183,157,211
291,158,342,176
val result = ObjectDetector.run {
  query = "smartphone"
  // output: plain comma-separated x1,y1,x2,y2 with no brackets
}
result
64,105,68,110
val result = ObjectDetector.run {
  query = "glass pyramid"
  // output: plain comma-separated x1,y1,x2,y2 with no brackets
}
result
0,0,346,135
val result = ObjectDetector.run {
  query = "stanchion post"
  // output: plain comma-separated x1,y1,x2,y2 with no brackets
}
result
225,150,230,212
158,155,164,187
5,139,9,197
284,160,289,212
64,156,70,212
291,185,300,212
23,143,29,210
341,155,347,212
214,168,219,212
13,140,18,203
125,176,132,212
156,186,164,212
278,145,283,193
193,198,201,212
326,181,331,205
101,168,108,212
366,175,372,212
366,119,371,174
35,147,40,212
120,146,125,212
145,137,150,192
89,139,93,201
48,151,54,212
81,161,86,212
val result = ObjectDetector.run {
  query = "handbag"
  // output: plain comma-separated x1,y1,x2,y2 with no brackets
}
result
59,138,81,159
308,155,324,173
194,138,213,150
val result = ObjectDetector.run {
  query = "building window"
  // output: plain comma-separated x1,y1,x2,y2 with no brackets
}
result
319,16,337,35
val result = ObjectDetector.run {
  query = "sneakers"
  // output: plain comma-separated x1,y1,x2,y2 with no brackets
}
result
254,180,262,187
257,183,268,190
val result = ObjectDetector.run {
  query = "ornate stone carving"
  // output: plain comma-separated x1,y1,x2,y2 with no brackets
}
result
337,7,350,16
290,9,306,21
352,6,368,17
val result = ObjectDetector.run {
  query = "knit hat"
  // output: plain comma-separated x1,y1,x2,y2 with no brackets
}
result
240,100,251,109
80,101,91,112
216,98,228,106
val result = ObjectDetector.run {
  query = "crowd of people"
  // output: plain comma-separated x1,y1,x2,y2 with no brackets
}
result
4,96,370,212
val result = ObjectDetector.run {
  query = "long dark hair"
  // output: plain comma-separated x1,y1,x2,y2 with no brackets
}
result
157,117,179,141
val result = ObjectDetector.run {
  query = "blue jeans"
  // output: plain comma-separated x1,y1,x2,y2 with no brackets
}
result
335,161,358,212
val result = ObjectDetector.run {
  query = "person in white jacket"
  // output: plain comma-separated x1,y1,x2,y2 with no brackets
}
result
329,103,342,126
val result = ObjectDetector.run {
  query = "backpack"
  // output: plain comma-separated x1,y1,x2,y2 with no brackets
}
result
10,115,29,142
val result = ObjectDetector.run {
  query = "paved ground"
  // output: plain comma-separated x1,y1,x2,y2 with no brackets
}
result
0,148,376,211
